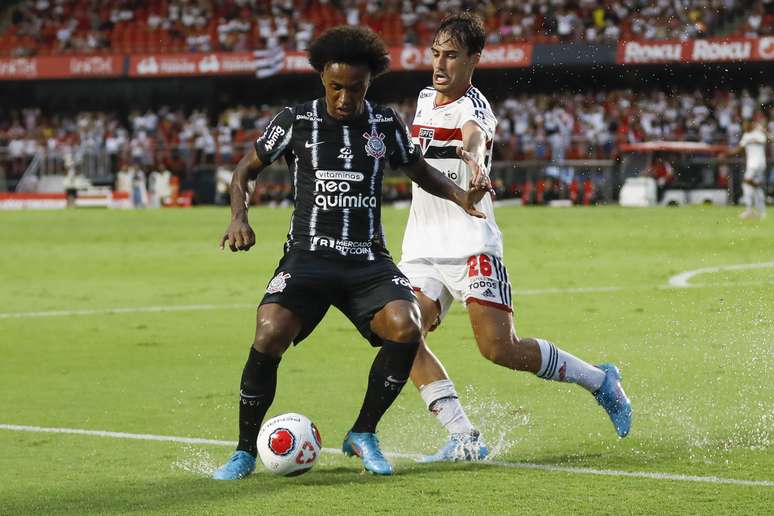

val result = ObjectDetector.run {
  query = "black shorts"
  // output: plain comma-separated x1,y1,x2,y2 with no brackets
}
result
259,248,416,346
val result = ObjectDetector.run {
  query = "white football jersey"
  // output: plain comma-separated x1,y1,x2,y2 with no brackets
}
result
401,85,502,261
739,128,767,173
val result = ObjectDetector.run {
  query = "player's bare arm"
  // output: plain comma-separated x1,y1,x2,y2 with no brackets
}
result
459,120,494,203
401,157,487,218
219,148,267,252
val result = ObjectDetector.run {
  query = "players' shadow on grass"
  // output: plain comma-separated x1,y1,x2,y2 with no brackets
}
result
2,476,304,515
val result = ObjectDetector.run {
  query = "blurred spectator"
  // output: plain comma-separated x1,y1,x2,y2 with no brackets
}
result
0,0,762,57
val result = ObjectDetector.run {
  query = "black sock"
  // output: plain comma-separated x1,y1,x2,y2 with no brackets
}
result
351,339,419,433
236,347,281,457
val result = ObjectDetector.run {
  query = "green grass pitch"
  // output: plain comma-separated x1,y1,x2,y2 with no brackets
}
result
0,205,772,515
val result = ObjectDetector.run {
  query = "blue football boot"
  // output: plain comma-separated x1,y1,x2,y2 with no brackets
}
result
418,430,489,463
594,363,632,438
212,450,256,480
342,431,393,475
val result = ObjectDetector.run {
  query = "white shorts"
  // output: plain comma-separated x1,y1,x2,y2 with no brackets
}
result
399,253,513,329
744,165,765,183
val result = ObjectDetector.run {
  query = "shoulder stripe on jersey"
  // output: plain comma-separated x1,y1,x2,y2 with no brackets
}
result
411,125,463,141
465,92,484,109
469,87,486,102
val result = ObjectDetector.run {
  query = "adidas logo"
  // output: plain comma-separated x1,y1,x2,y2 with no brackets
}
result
481,288,496,299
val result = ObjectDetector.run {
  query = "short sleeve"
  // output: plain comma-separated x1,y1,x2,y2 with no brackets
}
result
461,97,497,141
388,108,421,169
254,107,294,165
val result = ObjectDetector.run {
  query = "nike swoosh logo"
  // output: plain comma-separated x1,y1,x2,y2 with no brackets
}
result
305,140,325,148
240,390,263,399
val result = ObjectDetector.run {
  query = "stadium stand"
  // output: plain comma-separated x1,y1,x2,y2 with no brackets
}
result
1,87,771,198
0,0,765,57
1,1,772,206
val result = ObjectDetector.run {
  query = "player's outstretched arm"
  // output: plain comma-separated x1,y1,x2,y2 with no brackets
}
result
219,148,267,252
401,157,487,219
719,146,743,159
459,120,495,205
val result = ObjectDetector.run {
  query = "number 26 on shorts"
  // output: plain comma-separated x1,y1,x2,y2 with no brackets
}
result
467,254,492,277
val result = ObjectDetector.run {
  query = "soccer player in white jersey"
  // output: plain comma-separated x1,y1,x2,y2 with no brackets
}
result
399,12,633,462
723,120,768,220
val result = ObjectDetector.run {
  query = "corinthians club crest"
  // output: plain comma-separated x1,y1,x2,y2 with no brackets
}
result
266,271,291,294
363,127,386,159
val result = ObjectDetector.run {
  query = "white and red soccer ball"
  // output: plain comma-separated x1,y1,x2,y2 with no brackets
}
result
257,413,322,476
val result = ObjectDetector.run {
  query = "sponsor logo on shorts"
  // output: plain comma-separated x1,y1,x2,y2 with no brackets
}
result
481,287,496,299
470,279,498,290
312,236,372,256
391,276,412,288
266,271,291,294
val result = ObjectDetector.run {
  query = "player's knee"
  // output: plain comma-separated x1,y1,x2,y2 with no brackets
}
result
385,311,422,343
252,317,293,356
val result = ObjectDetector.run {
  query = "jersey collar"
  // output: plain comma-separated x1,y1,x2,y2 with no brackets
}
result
433,85,473,109
320,97,369,126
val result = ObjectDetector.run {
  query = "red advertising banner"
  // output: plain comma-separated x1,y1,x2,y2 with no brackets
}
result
128,52,256,77
0,55,123,80
617,37,774,64
390,43,532,71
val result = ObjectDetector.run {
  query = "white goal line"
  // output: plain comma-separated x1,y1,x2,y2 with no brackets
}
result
1,423,771,488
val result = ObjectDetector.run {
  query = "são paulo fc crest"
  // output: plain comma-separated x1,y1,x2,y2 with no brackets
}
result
363,127,386,159
418,127,435,155
266,271,291,294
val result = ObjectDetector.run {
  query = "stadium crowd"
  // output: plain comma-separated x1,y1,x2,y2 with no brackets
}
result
2,0,770,57
3,87,773,178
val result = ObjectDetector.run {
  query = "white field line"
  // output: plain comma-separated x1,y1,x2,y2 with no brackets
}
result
668,261,774,288
2,262,773,320
1,423,772,488
0,303,255,319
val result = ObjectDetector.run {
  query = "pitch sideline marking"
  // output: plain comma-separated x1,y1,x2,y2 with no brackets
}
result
668,261,774,288
2,265,773,320
0,283,762,320
0,303,256,319
1,423,772,488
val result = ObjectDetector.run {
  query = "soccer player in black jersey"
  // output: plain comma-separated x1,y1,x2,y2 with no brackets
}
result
213,26,489,479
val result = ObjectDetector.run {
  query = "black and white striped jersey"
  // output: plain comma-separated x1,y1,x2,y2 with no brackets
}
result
254,97,420,261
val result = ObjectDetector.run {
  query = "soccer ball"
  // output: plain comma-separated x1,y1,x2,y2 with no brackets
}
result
257,413,322,476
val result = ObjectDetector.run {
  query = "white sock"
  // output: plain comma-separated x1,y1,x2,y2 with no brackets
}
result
754,187,766,214
535,338,606,393
420,379,474,435
742,183,754,210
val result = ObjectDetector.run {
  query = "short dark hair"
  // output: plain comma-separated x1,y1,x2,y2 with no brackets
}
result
433,12,486,55
308,26,391,77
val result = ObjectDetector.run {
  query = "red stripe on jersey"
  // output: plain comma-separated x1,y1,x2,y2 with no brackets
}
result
411,125,463,141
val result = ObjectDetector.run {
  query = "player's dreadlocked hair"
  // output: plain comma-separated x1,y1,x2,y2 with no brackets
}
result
308,26,391,77
434,12,486,55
